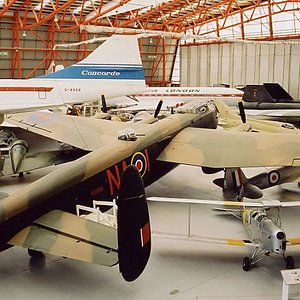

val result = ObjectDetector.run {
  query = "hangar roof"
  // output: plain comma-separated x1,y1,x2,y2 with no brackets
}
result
0,1,299,84
1,0,299,42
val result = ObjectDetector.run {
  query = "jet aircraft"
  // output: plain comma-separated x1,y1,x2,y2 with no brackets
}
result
110,85,243,113
0,34,147,122
1,99,300,279
239,83,300,125
148,197,300,271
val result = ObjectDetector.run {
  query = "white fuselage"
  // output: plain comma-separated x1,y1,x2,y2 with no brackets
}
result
242,209,286,255
111,86,244,111
0,78,147,114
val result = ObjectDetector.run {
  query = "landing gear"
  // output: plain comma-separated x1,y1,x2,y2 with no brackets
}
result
242,257,251,271
285,256,295,269
242,247,265,271
28,249,44,258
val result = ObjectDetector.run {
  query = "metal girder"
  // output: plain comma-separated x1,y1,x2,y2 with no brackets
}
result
0,0,299,85
0,0,298,39
189,0,300,40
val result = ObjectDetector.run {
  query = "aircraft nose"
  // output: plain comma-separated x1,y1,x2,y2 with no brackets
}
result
275,231,286,253
277,231,285,240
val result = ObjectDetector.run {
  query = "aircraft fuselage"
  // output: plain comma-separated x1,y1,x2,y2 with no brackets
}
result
242,209,287,255
0,78,146,113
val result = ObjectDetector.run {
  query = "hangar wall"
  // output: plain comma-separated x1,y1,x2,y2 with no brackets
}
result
180,41,300,99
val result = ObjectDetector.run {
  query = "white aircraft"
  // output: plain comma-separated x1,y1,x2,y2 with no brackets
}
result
112,85,244,112
0,35,147,121
149,197,300,271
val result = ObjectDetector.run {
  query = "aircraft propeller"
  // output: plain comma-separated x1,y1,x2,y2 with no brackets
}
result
154,100,163,118
238,101,247,123
101,94,108,113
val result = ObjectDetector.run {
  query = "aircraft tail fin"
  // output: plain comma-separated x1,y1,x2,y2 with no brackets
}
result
218,168,263,200
40,35,145,82
117,165,151,282
242,83,293,103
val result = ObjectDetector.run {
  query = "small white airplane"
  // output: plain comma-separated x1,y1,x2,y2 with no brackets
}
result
149,197,300,271
0,35,147,121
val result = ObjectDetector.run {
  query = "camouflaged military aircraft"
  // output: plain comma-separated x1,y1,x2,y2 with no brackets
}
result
200,99,300,200
213,166,300,200
2,98,300,280
148,197,300,271
214,98,299,133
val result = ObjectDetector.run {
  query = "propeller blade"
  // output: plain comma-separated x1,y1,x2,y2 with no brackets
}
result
154,100,163,118
238,101,246,123
101,94,107,113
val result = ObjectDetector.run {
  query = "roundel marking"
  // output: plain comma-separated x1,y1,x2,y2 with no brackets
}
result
268,170,280,185
131,152,147,177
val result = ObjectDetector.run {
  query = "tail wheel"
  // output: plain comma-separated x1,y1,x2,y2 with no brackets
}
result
242,257,251,271
286,256,295,269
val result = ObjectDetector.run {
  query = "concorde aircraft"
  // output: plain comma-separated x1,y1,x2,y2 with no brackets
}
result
0,34,147,122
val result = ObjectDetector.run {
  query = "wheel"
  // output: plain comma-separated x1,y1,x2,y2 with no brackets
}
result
242,257,251,271
28,249,44,258
286,256,295,269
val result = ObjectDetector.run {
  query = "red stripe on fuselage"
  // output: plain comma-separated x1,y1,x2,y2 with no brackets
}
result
134,93,242,97
0,87,53,92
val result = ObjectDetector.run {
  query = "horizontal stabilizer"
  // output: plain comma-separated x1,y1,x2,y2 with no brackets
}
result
9,210,118,266
213,178,224,188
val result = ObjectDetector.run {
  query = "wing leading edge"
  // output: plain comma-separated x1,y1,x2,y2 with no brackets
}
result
157,127,300,168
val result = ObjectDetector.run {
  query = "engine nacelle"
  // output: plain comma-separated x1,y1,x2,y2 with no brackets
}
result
9,139,28,174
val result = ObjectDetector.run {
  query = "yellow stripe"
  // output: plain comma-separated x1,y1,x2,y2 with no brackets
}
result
227,239,245,246
288,238,300,245
224,201,244,206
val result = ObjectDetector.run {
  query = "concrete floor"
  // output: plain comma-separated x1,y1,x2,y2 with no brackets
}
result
1,165,300,299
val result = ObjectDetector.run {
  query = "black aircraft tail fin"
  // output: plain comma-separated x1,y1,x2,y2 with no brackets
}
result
117,165,151,282
243,83,293,103
263,83,293,102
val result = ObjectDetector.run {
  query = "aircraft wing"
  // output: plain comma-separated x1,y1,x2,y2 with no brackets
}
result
148,197,300,208
246,109,300,118
287,238,300,246
152,231,256,247
9,209,118,266
157,127,300,168
5,111,127,151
